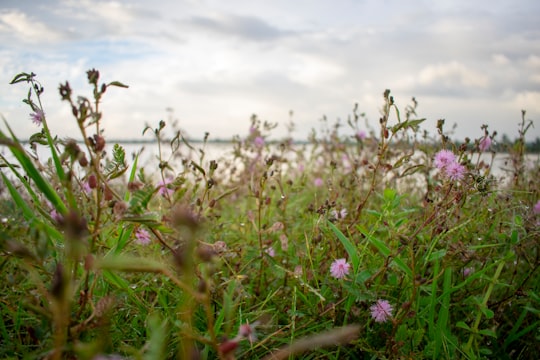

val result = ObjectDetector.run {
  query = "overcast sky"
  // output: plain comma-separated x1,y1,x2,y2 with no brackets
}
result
1,0,539,142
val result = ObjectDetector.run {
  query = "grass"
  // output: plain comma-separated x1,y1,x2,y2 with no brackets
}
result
0,70,539,359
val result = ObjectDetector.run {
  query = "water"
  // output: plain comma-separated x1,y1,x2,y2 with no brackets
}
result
2,140,538,184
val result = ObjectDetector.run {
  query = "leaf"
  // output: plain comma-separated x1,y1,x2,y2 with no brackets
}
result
478,329,497,338
480,306,494,319
357,226,412,278
0,124,67,215
107,81,129,88
104,143,128,180
456,321,471,331
9,72,35,84
327,221,359,271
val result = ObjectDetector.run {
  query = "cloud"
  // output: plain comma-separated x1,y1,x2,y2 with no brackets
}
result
418,61,489,88
187,14,293,41
0,10,67,43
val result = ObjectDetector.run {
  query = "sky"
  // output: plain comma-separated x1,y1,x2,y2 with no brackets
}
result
0,0,539,142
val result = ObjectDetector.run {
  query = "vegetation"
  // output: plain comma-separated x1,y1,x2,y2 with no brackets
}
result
0,70,538,359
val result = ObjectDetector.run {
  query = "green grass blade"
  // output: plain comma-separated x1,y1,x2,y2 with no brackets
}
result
328,221,359,271
0,128,67,214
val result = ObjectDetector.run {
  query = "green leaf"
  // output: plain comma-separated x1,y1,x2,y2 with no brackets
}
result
358,226,412,278
104,143,128,180
107,81,129,88
9,72,35,84
456,321,471,331
328,221,359,271
480,306,494,319
478,328,497,338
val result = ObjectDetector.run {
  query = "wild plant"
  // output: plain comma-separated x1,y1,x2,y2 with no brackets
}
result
0,71,538,360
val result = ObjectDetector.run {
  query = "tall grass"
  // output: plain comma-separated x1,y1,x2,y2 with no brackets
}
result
0,70,538,359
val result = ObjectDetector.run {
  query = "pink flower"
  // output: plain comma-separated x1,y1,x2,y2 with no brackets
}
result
264,246,275,257
254,136,265,148
135,228,151,245
444,161,466,181
330,258,350,279
434,150,456,170
533,200,540,214
479,136,492,152
157,177,174,197
50,209,63,223
314,177,324,187
331,208,348,220
30,109,45,126
356,130,367,140
463,267,473,277
370,299,393,323
81,181,92,194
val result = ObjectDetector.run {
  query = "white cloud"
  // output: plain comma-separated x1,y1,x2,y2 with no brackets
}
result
0,10,66,43
418,61,489,88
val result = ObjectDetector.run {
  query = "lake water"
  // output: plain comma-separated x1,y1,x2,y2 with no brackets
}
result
2,141,538,185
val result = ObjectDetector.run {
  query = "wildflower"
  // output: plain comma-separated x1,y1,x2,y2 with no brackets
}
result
135,228,151,245
30,109,45,125
293,265,303,277
533,200,540,214
433,149,456,170
444,161,466,181
265,246,275,257
370,299,393,323
50,209,63,223
157,177,174,197
81,181,92,194
254,136,265,148
479,136,492,152
331,208,348,220
279,234,289,251
356,130,367,140
314,177,324,187
463,267,473,277
330,258,350,279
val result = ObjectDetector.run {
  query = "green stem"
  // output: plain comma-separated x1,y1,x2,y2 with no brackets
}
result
464,260,505,354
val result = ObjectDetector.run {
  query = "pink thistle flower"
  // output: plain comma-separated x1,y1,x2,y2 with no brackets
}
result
533,200,540,214
314,177,324,187
30,109,45,126
264,246,275,257
356,130,367,140
254,136,265,148
370,299,393,323
444,161,466,181
157,177,174,197
135,228,152,245
479,136,492,152
330,258,350,279
433,149,456,170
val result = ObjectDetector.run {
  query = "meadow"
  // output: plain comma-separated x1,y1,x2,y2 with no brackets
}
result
0,70,538,359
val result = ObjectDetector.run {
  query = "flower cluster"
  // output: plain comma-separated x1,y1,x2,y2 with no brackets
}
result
433,149,466,181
